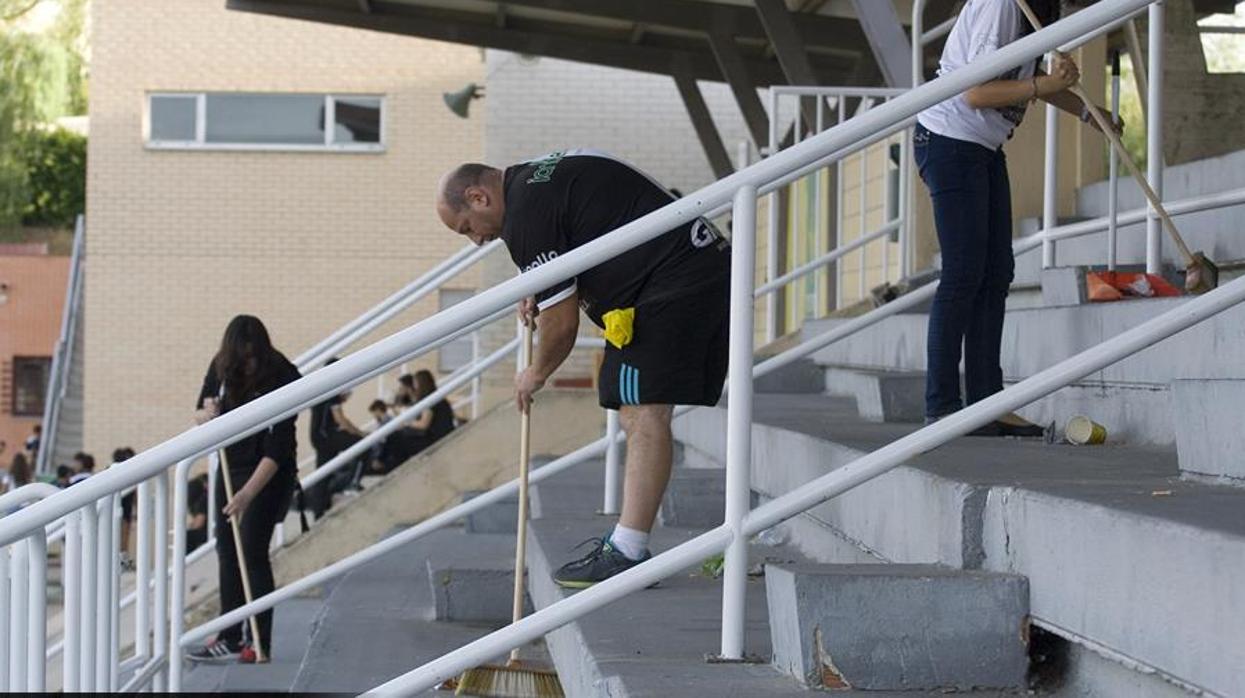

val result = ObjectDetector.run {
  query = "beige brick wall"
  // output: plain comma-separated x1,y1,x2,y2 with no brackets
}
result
86,0,484,460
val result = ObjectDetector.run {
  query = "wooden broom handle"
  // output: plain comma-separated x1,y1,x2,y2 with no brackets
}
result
509,321,535,665
1012,0,1196,264
217,450,267,662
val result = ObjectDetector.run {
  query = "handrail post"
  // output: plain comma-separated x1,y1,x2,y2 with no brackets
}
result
153,474,170,690
9,540,28,691
719,184,757,660
1145,0,1164,274
169,460,192,692
912,0,926,89
135,481,151,662
470,331,481,420
765,89,779,342
0,544,8,689
27,530,47,693
109,494,122,689
1042,103,1059,268
79,501,96,691
1108,50,1121,271
62,510,80,691
95,497,113,689
601,410,621,515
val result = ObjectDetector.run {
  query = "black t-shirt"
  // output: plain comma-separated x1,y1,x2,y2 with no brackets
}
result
310,393,347,448
501,149,730,328
428,399,455,440
196,354,301,479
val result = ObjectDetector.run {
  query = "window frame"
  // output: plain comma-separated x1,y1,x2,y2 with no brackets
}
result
145,92,386,153
11,356,52,417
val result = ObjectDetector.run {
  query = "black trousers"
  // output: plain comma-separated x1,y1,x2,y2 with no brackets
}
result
308,432,364,519
214,471,291,653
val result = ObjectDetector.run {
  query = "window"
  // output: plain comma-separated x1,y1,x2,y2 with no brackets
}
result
147,93,384,151
12,357,51,417
438,289,476,373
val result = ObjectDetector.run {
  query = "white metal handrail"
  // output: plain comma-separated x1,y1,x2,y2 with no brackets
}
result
379,148,1238,698
364,1,1162,691
293,240,500,371
755,219,900,297
0,3,1163,694
37,215,85,474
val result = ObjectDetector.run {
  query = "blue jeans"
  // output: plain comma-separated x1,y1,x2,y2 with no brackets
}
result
913,123,1015,419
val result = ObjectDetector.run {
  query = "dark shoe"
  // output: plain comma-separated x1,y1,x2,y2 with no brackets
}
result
238,644,270,664
553,537,649,589
187,639,242,664
969,420,1047,438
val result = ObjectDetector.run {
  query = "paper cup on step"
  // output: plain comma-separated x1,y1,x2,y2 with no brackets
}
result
1065,416,1107,445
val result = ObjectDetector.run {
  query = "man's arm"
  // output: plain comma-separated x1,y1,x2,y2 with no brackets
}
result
515,292,580,413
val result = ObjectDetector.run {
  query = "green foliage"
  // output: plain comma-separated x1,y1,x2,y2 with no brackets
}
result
18,127,84,227
0,0,89,228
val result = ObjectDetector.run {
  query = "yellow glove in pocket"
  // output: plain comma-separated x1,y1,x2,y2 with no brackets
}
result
602,307,636,349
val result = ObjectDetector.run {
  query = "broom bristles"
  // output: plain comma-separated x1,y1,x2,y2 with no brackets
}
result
454,663,564,698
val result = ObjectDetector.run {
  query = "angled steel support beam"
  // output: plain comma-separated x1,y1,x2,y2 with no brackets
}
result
225,0,787,83
707,30,771,150
849,0,913,87
672,67,735,179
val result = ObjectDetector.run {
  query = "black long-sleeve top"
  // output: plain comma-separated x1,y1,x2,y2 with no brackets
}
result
196,354,301,481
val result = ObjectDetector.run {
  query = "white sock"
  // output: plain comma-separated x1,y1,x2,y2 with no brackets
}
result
609,524,649,561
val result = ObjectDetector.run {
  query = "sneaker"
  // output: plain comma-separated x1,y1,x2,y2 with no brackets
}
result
238,644,270,664
187,639,242,664
553,537,650,589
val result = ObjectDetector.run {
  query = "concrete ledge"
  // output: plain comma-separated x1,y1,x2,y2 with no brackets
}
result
1171,379,1245,485
461,490,519,533
823,366,925,423
425,531,530,623
766,564,1029,691
675,395,1245,697
754,358,824,394
659,468,725,528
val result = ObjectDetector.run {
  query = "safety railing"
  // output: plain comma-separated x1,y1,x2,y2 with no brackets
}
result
764,87,910,342
359,0,1171,691
0,2,1181,693
36,215,85,475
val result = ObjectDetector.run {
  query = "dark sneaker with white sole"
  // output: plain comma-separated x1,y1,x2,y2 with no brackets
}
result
553,537,650,589
187,639,242,664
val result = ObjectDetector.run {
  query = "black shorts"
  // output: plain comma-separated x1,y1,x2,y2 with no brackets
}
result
598,277,729,410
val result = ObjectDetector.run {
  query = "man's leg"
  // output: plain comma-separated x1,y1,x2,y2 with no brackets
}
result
617,403,674,533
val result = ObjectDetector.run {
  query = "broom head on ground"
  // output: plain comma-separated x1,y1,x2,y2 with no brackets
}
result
455,659,564,698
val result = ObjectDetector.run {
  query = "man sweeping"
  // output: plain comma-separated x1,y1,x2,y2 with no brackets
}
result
436,149,729,587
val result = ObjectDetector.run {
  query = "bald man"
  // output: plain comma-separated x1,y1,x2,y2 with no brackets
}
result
437,149,730,588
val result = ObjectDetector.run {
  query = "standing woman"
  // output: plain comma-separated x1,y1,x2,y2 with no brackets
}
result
188,315,301,663
916,0,1109,434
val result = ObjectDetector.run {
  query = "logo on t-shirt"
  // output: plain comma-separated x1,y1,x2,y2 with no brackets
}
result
522,250,559,273
690,220,719,249
526,151,565,184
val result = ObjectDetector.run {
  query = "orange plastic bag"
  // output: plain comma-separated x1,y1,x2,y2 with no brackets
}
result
1085,271,1181,302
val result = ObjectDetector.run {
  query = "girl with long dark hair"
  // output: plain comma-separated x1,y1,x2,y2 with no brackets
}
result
916,0,1113,434
188,315,300,663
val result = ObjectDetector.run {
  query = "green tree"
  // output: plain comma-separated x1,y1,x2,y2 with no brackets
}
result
0,0,88,228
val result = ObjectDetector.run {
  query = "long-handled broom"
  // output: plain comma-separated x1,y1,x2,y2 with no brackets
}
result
217,449,268,663
1013,0,1218,294
455,320,564,698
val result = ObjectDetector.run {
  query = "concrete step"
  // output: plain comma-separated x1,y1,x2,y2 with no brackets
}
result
659,468,725,528
802,294,1245,446
425,530,532,623
673,394,1245,697
822,366,924,424
1170,379,1245,486
289,527,525,695
767,564,1029,691
754,358,823,394
460,489,519,534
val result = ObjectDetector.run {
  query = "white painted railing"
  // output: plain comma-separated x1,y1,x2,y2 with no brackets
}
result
0,2,1207,694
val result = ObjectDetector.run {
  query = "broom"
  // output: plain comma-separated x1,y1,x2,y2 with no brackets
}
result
1012,0,1219,294
455,320,564,698
217,449,268,664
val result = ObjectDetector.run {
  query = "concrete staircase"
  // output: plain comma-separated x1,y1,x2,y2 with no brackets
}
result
46,298,85,470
